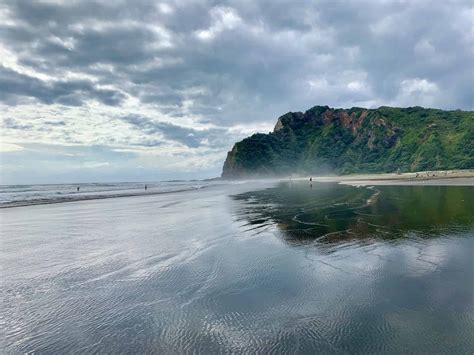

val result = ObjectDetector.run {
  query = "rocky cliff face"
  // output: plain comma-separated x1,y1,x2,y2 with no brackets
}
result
221,105,473,178
221,145,245,178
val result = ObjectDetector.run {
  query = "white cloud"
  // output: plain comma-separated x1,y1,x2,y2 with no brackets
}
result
82,161,110,169
0,142,24,152
195,6,242,41
0,44,54,82
347,81,366,92
226,122,274,136
400,78,439,95
158,3,173,15
394,78,440,107
308,79,329,90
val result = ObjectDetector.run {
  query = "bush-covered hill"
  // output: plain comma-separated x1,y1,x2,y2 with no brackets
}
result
221,106,474,178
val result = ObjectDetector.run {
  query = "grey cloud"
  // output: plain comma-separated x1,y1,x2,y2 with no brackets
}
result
43,120,66,126
2,117,33,130
34,26,160,67
121,114,218,148
0,66,125,106
3,1,473,105
133,139,164,148
7,0,125,27
2,0,472,121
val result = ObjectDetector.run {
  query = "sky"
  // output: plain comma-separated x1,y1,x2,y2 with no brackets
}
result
1,0,473,184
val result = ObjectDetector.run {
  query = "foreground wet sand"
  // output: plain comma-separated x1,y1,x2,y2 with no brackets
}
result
2,181,473,353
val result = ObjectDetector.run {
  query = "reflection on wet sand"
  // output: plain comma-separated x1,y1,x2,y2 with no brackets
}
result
233,182,474,251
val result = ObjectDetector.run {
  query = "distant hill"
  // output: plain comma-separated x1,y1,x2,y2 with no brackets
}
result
222,106,474,178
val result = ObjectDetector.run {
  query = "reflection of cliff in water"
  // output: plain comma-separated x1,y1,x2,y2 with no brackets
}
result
232,182,474,251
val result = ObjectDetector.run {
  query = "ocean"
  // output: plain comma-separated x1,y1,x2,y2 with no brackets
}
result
0,180,225,208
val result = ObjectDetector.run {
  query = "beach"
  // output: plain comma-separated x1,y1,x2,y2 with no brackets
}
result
2,179,473,353
303,169,474,186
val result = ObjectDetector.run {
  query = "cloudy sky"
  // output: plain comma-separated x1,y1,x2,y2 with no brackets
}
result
1,0,473,183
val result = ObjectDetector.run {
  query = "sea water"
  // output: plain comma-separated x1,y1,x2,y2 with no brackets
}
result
0,180,223,208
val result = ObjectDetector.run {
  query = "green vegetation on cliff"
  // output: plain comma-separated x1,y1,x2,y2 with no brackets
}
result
222,106,474,177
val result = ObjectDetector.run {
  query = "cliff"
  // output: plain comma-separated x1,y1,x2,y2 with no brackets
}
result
221,105,474,178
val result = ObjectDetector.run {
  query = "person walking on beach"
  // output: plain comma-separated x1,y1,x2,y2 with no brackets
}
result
145,184,147,191
77,186,80,192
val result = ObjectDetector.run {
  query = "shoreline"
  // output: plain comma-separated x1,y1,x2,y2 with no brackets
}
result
339,177,474,186
292,169,474,186
0,186,209,209
2,171,472,209
0,180,279,210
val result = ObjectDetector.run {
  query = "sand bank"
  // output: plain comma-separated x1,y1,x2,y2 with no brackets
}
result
297,169,474,186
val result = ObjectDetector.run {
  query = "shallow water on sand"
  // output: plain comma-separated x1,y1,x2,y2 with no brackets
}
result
0,180,221,208
1,181,473,353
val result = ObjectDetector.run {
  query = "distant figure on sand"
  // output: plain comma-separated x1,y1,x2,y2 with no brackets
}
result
309,177,312,182
77,186,80,192
145,184,147,191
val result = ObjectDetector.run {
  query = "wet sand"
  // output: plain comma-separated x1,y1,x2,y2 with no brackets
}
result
2,180,473,353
